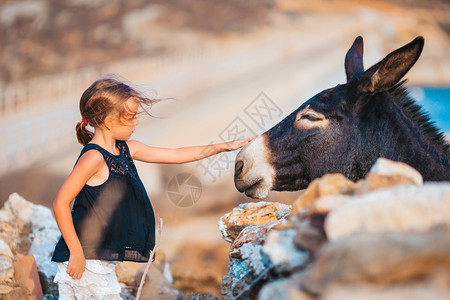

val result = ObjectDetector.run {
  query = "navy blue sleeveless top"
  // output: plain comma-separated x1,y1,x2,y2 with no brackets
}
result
52,141,156,263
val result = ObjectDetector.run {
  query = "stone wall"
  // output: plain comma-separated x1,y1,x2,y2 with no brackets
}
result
219,158,450,299
0,193,180,299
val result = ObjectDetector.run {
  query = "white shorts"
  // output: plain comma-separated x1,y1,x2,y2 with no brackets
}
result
54,260,123,300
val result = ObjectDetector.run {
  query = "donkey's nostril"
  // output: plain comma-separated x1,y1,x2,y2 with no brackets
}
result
235,160,244,176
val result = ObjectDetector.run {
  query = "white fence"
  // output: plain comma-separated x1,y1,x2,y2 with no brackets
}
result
0,50,207,118
0,49,208,176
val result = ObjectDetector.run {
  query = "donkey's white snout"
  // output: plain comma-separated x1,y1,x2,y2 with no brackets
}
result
234,135,275,199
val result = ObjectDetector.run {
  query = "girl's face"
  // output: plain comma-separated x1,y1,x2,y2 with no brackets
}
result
110,98,139,141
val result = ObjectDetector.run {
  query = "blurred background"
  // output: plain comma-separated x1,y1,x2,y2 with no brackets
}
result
1,0,449,296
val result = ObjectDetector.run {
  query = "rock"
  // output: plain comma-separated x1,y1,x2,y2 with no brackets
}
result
219,201,291,243
0,210,11,223
137,263,179,300
322,280,450,300
222,221,306,299
222,239,269,299
13,256,43,299
221,275,236,300
0,220,31,257
309,194,348,214
292,158,424,216
28,204,60,279
230,221,283,258
221,160,449,299
354,158,423,195
3,193,35,224
29,204,60,244
301,230,450,296
239,243,267,277
0,194,33,256
293,213,327,253
0,194,60,296
0,284,13,294
0,239,13,260
259,271,315,300
262,229,309,274
38,270,57,297
291,174,356,216
0,284,34,300
324,183,450,240
0,257,14,282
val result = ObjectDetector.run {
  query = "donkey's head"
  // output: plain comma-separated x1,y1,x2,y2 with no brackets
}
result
234,36,444,199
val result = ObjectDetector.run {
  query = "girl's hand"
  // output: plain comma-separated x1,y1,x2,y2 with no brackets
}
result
225,136,257,151
67,250,86,280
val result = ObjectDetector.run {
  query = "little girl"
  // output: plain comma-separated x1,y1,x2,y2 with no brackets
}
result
51,76,253,299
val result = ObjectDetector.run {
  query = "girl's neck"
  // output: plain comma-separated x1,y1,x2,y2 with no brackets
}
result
90,129,119,155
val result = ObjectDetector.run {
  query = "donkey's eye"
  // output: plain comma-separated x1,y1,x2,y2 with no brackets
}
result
300,114,322,121
295,107,329,129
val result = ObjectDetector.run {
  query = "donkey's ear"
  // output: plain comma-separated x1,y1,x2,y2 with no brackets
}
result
345,36,364,82
358,37,424,93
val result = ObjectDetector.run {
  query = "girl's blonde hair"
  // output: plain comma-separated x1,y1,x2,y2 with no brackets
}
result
76,75,155,146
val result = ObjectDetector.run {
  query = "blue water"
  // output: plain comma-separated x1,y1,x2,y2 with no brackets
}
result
409,86,450,133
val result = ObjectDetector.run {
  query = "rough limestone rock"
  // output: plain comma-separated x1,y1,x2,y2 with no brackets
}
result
291,174,356,216
258,271,314,300
301,231,450,296
0,285,13,294
221,223,276,299
325,183,450,240
0,193,182,298
28,204,60,279
292,158,424,216
221,159,449,299
3,193,35,225
219,201,291,243
0,257,14,282
13,255,43,299
230,221,283,259
0,194,58,296
322,282,450,300
354,157,423,195
222,241,268,299
221,226,310,299
310,159,427,215
310,194,349,214
262,229,309,274
0,284,34,300
293,213,327,253
0,194,33,257
0,239,14,283
0,240,13,261
0,193,60,296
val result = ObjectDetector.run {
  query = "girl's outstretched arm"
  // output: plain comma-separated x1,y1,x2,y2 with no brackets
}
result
127,136,255,164
52,150,105,279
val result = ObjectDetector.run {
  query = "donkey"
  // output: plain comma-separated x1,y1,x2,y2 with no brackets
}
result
234,36,450,199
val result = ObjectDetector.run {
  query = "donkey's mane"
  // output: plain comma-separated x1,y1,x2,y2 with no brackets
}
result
392,82,450,154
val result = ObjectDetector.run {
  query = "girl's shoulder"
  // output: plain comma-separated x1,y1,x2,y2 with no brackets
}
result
75,147,106,170
69,148,108,186
123,140,139,157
